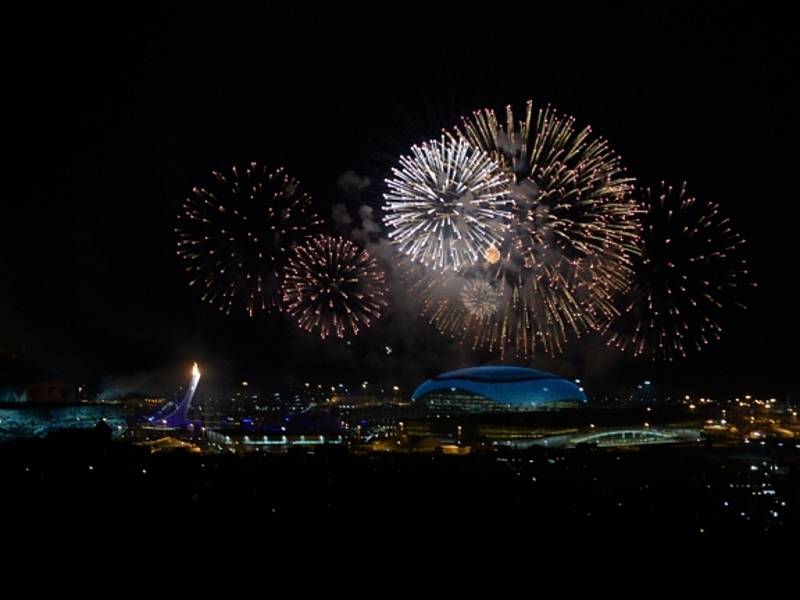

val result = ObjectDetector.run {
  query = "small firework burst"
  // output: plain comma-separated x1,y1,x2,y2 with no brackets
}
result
460,278,501,319
282,235,387,339
176,163,322,316
383,135,514,271
603,182,754,361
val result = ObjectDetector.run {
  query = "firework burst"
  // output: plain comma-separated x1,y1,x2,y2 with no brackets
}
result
175,163,322,317
282,235,387,339
603,182,754,361
457,100,640,298
406,255,593,358
460,278,501,319
409,101,640,357
383,135,514,271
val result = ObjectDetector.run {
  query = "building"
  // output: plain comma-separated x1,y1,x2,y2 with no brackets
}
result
330,394,397,409
412,366,587,413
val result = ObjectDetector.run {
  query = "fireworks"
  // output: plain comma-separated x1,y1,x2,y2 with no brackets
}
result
457,101,640,296
409,101,641,358
460,278,501,319
175,163,322,316
603,182,754,361
171,102,754,362
282,235,387,339
383,135,514,271
407,256,592,358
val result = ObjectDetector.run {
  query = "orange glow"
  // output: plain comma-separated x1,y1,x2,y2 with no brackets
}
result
485,245,501,264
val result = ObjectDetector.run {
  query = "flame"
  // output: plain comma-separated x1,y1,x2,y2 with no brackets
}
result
192,362,200,378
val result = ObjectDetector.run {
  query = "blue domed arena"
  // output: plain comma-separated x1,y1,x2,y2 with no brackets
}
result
412,366,587,413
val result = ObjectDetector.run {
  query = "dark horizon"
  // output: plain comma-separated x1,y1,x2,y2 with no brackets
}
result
2,4,797,396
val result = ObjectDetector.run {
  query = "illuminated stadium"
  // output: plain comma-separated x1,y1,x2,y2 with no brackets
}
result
412,366,587,413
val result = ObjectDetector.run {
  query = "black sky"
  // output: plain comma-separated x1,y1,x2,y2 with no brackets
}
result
2,3,798,395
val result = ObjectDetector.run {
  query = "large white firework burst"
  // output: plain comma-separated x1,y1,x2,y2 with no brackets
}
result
401,102,641,358
419,100,644,357
383,135,514,271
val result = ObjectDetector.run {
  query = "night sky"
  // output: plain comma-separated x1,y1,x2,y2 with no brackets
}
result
2,4,797,396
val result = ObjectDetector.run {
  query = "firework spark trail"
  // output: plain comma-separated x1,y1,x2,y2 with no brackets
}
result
602,182,755,361
383,135,514,271
176,163,322,316
282,235,387,339
405,255,592,358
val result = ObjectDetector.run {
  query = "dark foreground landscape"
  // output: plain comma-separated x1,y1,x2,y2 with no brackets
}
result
3,437,796,539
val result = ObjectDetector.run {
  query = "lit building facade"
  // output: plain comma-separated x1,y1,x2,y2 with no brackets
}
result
412,366,587,413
